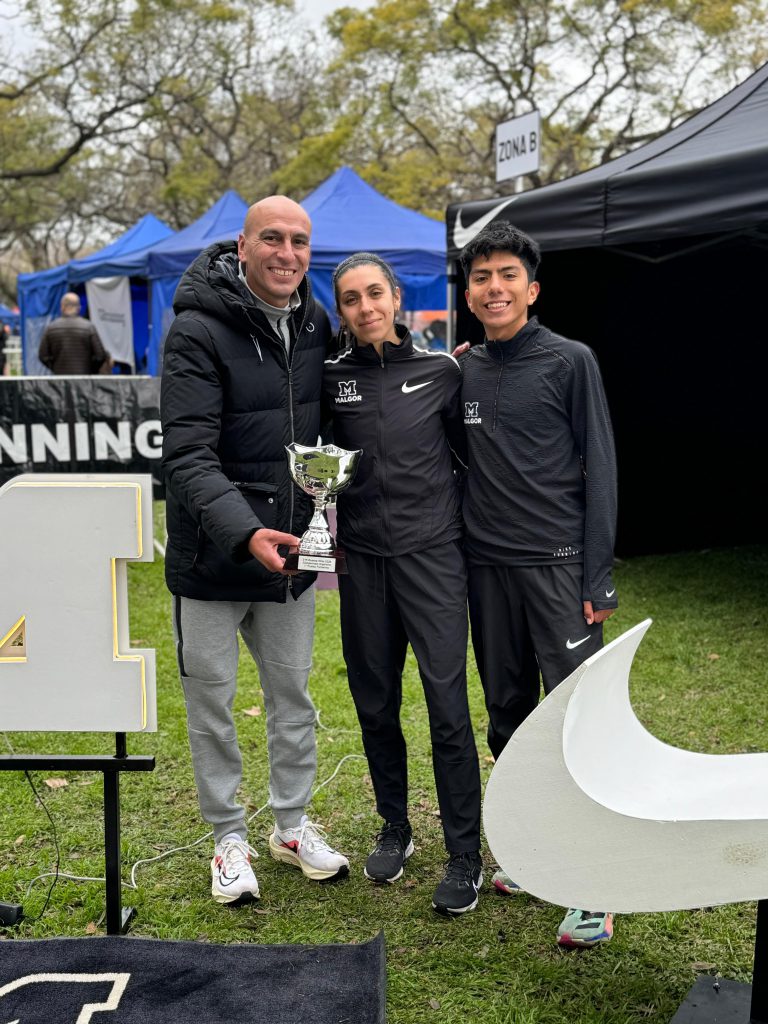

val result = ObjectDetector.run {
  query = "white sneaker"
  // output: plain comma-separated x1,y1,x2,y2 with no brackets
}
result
269,815,350,882
211,834,260,904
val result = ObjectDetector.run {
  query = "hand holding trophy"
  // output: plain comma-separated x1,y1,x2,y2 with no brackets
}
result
283,442,362,573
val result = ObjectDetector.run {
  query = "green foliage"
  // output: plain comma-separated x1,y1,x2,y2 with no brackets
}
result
0,538,766,1024
0,0,311,261
274,116,359,197
323,0,768,208
363,155,451,222
1,0,767,272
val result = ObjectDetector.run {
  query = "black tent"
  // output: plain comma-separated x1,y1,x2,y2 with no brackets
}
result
446,62,768,555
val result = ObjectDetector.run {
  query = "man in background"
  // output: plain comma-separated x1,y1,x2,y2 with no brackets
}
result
38,292,112,374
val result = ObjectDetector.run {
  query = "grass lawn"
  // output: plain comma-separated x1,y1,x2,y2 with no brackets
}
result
1,539,767,1024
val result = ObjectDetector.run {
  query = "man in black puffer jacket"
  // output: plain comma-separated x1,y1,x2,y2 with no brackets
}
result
161,197,349,905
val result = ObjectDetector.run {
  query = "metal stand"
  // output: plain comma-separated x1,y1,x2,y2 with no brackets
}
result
0,733,155,935
670,900,768,1023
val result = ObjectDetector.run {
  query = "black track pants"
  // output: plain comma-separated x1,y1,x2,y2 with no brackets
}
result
467,563,603,761
338,541,481,853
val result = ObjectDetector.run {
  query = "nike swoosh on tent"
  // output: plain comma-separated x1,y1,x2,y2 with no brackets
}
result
484,618,768,913
452,197,519,250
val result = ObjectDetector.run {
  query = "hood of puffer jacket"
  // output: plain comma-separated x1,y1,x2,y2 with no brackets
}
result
172,240,313,331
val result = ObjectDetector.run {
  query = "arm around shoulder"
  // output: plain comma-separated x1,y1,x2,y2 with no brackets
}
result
442,358,468,469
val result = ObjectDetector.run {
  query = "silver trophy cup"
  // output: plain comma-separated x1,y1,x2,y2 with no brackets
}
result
284,442,362,573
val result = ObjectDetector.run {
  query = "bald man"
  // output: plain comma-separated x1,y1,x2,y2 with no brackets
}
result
39,292,111,375
161,197,349,905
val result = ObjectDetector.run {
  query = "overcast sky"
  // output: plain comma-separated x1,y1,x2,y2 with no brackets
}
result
0,0,375,48
296,0,373,26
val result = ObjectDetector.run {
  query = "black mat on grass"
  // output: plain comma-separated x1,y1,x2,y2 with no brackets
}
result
0,932,385,1023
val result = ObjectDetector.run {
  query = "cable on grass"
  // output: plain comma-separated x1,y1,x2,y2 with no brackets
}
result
1,734,61,923
19,770,61,922
21,752,367,897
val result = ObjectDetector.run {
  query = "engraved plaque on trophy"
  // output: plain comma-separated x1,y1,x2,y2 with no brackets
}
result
283,442,361,573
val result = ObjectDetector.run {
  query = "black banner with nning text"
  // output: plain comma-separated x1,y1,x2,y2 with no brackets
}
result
0,376,162,486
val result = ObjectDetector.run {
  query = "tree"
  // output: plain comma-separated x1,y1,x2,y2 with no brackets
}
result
2,0,766,298
0,0,316,272
318,0,768,212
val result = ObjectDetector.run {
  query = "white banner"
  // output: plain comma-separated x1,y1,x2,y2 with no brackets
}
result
85,275,134,370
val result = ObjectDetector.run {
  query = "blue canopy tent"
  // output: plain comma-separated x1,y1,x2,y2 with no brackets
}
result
301,167,446,312
18,213,174,375
146,190,249,374
0,303,20,333
145,174,447,373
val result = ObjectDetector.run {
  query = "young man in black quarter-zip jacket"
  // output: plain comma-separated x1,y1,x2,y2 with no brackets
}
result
161,197,349,906
459,222,618,948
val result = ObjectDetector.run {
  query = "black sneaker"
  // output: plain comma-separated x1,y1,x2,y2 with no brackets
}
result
364,822,414,883
432,852,483,916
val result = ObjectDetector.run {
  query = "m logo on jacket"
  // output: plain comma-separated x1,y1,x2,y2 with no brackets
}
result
336,381,362,404
464,401,481,424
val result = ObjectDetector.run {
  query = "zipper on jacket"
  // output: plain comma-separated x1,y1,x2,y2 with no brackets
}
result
245,307,296,556
275,346,294,600
378,355,392,553
243,299,313,544
294,301,310,353
287,361,295,532
282,305,303,534
492,344,505,432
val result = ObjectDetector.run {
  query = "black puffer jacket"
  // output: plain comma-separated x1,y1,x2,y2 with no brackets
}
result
161,242,330,602
322,326,465,556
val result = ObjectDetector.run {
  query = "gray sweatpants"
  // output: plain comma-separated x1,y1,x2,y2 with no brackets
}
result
172,589,317,842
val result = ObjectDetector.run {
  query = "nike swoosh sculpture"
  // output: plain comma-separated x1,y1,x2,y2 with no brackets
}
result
484,619,768,912
452,198,519,250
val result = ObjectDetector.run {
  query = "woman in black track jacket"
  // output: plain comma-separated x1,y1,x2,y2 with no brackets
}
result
321,252,482,917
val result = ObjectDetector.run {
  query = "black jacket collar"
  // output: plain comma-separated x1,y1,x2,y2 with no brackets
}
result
174,241,312,339
484,316,541,360
346,322,413,362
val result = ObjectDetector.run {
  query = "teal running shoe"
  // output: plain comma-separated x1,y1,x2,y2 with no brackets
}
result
556,908,614,947
492,869,522,895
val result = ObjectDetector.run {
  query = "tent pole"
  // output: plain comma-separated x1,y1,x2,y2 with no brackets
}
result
446,260,456,353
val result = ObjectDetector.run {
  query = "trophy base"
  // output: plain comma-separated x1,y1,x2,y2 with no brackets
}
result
283,547,348,574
